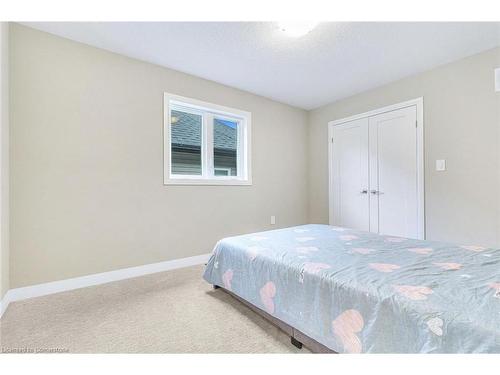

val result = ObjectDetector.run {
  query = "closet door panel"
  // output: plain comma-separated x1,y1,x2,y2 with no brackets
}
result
369,106,418,238
332,118,370,231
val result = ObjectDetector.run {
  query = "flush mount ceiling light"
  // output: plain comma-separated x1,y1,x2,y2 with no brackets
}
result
277,21,319,37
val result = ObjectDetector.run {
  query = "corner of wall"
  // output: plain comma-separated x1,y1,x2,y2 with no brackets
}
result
1,21,10,302
305,109,313,224
496,51,500,247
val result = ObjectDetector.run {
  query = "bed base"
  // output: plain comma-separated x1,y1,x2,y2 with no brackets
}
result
213,284,336,353
290,336,303,349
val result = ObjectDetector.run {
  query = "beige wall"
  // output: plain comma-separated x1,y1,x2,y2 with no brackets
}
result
10,24,309,288
1,22,9,299
309,47,500,247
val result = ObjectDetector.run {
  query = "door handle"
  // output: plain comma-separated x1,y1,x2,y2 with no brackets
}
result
371,190,384,195
360,190,368,194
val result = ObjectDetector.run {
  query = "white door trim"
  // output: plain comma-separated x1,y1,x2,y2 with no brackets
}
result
328,97,425,239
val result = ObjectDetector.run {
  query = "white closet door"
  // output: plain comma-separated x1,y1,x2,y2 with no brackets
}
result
331,118,370,231
368,106,418,238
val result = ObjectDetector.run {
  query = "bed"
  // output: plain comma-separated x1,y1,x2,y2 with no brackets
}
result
203,224,500,353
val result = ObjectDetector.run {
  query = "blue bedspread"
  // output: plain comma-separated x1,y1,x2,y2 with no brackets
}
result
203,224,500,353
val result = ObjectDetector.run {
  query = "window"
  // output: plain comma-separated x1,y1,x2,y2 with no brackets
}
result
164,93,251,185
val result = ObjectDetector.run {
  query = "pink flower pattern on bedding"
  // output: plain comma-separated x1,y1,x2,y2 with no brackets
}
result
222,269,234,290
433,262,463,270
340,235,358,241
303,262,331,273
260,281,277,314
203,224,500,353
351,248,376,254
332,309,364,353
299,262,331,283
369,263,401,273
393,285,433,300
408,247,433,255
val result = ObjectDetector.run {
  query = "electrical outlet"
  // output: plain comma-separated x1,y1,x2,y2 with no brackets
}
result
270,215,276,225
436,160,446,171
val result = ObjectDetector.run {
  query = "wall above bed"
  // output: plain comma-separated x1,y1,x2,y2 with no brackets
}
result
308,46,500,247
9,24,309,288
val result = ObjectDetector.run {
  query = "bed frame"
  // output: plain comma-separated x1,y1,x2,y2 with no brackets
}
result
213,285,336,353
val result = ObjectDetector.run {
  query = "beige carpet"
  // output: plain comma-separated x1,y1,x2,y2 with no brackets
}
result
0,265,309,353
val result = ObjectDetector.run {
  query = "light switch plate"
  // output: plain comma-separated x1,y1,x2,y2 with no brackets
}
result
436,159,446,171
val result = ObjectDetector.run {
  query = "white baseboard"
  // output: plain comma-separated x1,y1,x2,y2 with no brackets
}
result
0,253,211,319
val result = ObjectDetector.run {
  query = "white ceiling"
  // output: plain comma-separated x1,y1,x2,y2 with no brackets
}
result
22,22,500,110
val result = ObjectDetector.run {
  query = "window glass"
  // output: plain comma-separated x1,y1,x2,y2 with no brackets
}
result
214,168,230,176
213,118,238,177
170,109,202,175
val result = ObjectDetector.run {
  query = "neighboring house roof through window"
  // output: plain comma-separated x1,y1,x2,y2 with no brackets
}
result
171,110,237,150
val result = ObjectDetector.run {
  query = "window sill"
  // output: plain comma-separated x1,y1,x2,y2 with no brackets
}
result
164,178,252,186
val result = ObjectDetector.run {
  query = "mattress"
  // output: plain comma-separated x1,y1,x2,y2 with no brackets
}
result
203,224,500,353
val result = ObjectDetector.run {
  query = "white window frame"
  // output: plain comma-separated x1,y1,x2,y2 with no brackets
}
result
164,93,252,185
